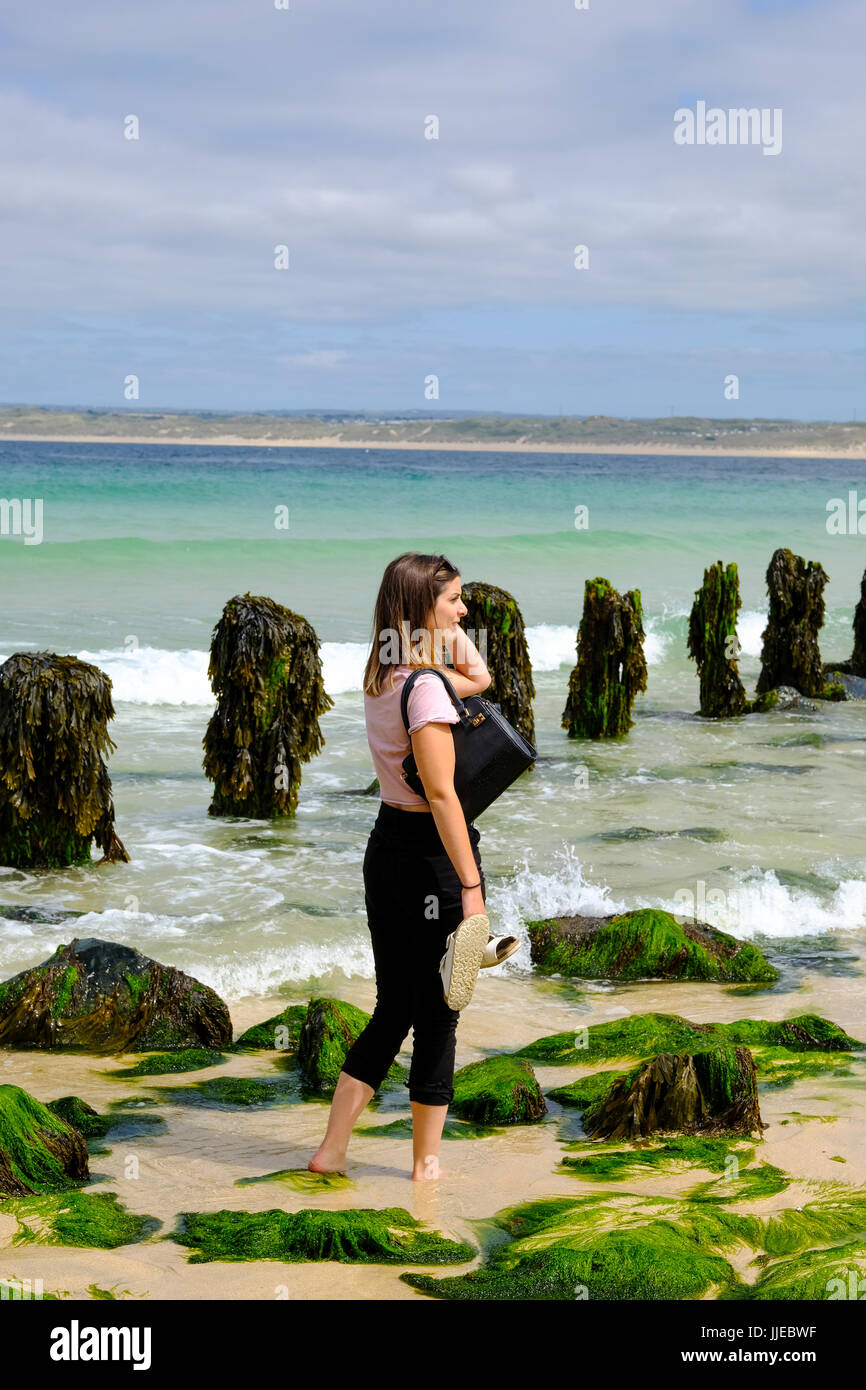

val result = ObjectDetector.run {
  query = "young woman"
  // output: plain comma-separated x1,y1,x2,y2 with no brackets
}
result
308,551,498,1181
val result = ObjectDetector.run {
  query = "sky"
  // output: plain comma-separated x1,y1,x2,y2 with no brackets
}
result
0,0,863,419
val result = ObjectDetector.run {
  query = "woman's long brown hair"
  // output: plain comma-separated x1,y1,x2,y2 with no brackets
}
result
362,552,461,696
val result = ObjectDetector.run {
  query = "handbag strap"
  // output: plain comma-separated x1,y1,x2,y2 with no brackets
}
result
399,666,474,735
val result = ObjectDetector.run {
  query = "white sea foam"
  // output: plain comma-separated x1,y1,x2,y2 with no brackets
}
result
74,646,214,706
736,610,768,658
647,867,866,940
1,621,668,709
185,935,375,1001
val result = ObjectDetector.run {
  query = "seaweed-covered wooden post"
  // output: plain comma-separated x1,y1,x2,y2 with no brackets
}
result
687,560,747,717
203,593,334,818
0,652,128,868
825,568,866,682
562,578,647,738
460,580,536,750
852,570,866,676
755,549,829,698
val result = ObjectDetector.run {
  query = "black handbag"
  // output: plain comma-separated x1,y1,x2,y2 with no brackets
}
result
399,666,536,823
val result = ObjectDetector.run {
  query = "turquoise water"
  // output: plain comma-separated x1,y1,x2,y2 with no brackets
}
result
1,441,866,1002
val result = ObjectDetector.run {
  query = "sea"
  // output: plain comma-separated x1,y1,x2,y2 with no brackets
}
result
2,441,866,1008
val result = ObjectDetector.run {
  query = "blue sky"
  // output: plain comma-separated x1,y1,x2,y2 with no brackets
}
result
0,0,862,419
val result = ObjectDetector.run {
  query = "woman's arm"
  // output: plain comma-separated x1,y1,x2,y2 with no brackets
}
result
442,626,491,700
410,722,486,917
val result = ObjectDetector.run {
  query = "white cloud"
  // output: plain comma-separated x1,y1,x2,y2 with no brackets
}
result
277,350,349,369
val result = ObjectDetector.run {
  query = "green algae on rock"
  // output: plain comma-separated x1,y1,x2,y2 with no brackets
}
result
582,1046,764,1140
547,1068,635,1110
685,1162,791,1202
46,1096,111,1140
298,997,406,1093
687,560,748,718
170,1206,476,1265
397,1182,866,1301
0,1084,89,1196
232,1003,308,1051
557,1135,758,1182
746,1048,858,1089
112,1048,228,1077
526,907,778,982
202,593,334,818
235,1168,355,1191
745,1238,866,1300
0,651,129,869
451,1055,546,1125
402,1193,743,1301
159,1074,303,1108
519,1009,861,1068
6,1190,161,1248
0,938,232,1053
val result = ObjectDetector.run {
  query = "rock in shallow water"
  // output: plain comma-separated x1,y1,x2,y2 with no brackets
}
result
451,1055,547,1125
0,937,232,1053
0,1083,89,1195
527,907,777,982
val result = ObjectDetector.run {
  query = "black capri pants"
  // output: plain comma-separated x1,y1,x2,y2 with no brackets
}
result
341,801,486,1107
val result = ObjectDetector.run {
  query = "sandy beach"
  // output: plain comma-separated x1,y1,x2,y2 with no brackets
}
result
4,958,865,1301
5,432,866,459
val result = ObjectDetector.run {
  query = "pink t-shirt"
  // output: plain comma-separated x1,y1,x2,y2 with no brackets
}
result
364,665,460,806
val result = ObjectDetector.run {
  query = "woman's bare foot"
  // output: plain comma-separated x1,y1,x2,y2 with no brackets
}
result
411,1155,442,1181
308,1145,347,1174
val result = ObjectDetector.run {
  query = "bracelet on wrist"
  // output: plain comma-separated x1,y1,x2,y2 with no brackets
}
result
460,880,481,890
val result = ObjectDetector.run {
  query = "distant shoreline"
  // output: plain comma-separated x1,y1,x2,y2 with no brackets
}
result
6,433,866,459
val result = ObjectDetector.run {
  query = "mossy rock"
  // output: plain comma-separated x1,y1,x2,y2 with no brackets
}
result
235,1168,355,1191
685,1162,791,1202
402,1189,866,1301
558,1135,757,1182
297,997,406,1093
0,937,232,1053
451,1055,546,1125
5,1190,160,1248
583,1046,764,1139
159,1075,303,1108
402,1193,742,1300
519,1009,861,1068
170,1205,476,1265
0,1084,90,1196
547,1069,634,1110
745,1239,866,1300
113,1048,228,1077
46,1095,111,1139
232,1004,308,1051
526,908,778,982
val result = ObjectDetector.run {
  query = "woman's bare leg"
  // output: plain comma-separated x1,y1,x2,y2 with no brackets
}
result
410,1100,449,1180
308,1071,375,1172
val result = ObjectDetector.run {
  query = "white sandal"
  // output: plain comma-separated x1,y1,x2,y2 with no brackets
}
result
438,913,490,1010
479,935,521,968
